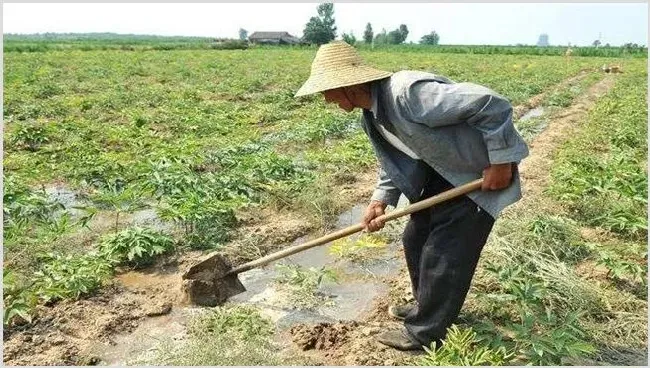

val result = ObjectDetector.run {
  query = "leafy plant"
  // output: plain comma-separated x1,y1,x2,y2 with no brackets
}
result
10,121,51,151
91,180,148,232
3,270,37,326
31,252,114,303
417,325,514,366
98,226,174,267
504,309,596,365
274,264,338,310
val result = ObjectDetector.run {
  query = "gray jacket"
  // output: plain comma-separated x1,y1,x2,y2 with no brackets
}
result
362,70,530,219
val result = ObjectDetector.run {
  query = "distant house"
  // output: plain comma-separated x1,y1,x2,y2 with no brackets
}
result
248,31,301,45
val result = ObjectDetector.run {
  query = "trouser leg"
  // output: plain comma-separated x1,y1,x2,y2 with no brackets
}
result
401,169,453,300
403,183,494,345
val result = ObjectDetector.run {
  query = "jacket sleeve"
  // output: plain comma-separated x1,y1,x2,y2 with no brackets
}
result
397,80,529,164
370,166,402,207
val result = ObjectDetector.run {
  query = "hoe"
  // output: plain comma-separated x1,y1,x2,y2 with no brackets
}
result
182,178,483,306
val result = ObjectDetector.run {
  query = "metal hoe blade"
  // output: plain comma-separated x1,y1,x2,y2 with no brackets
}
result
181,252,246,307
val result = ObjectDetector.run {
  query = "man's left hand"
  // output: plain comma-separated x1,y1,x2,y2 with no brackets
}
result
482,163,514,191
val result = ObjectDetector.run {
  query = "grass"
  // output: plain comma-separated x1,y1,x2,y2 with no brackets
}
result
143,305,306,365
273,264,339,310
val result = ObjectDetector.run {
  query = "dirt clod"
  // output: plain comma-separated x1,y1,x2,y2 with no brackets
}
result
290,321,360,351
144,302,173,317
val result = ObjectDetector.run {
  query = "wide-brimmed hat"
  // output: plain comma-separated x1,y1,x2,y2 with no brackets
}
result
295,41,393,97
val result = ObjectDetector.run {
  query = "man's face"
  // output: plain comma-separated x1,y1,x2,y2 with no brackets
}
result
322,88,354,112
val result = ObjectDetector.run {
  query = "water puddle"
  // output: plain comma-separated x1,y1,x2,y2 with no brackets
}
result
94,307,193,366
519,106,545,122
129,208,174,231
44,185,90,218
229,201,404,327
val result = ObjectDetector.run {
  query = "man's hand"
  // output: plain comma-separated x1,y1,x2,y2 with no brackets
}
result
482,163,514,191
363,200,387,232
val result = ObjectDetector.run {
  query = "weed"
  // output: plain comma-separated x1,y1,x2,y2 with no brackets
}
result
329,233,388,263
148,305,295,366
274,264,338,310
3,270,37,326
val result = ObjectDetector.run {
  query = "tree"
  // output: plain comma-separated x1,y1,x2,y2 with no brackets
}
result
342,32,356,45
386,24,409,45
302,3,337,45
420,31,440,45
592,39,601,48
363,22,373,44
374,28,388,45
399,24,409,42
239,28,248,41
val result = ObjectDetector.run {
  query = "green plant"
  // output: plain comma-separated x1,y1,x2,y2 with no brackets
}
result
32,252,114,303
595,250,647,286
98,226,174,267
3,270,37,326
505,309,596,365
417,325,514,366
188,305,274,338
147,305,295,366
329,233,388,263
91,180,148,232
274,264,338,309
10,122,50,151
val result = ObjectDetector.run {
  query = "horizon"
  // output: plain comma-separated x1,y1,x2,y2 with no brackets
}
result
3,3,648,47
4,31,646,48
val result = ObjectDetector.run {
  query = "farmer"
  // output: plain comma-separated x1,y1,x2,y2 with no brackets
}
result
295,41,529,351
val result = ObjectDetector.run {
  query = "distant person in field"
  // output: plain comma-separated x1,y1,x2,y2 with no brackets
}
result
295,41,529,351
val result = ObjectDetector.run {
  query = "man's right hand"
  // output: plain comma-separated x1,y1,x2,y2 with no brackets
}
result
363,200,388,232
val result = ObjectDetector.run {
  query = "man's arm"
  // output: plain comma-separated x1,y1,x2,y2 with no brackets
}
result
370,166,402,207
363,166,401,232
397,81,529,165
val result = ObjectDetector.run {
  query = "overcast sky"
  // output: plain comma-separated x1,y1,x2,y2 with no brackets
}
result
3,3,648,46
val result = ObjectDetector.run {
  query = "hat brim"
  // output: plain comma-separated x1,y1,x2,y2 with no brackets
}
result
295,65,393,97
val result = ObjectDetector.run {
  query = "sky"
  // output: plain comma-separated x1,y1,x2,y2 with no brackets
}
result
3,3,648,46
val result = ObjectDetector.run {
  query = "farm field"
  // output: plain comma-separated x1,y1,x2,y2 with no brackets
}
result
3,46,647,366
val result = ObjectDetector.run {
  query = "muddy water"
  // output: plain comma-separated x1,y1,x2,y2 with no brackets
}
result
44,185,89,218
94,199,409,364
229,201,405,325
129,208,174,231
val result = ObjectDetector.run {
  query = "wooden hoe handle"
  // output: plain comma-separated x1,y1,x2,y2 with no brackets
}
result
228,178,484,275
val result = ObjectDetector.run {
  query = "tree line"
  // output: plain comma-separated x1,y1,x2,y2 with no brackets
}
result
302,3,440,46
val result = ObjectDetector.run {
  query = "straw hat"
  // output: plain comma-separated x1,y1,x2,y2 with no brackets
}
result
295,41,393,97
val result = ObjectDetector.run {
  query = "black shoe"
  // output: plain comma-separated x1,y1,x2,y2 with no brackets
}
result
387,304,416,321
376,327,424,351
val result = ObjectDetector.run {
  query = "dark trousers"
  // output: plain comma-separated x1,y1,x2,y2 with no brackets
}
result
402,167,494,346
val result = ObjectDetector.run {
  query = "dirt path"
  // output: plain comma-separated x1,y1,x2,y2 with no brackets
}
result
2,70,605,366
515,75,616,207
280,73,619,366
